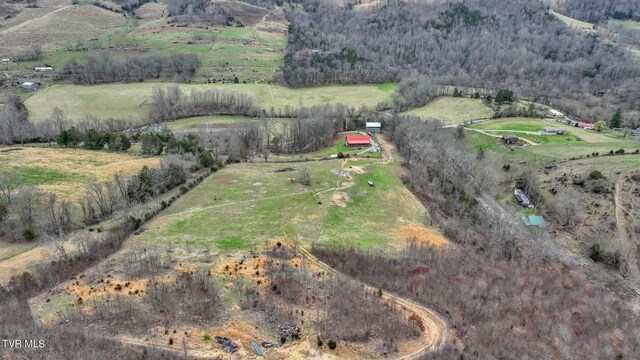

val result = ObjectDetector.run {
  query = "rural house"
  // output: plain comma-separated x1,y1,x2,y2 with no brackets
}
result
501,134,518,145
543,127,566,135
514,189,531,207
34,66,53,72
1,58,11,64
365,122,382,133
345,135,371,147
21,82,39,91
578,122,595,130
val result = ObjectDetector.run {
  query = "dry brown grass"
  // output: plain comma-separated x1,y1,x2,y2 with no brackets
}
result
0,147,160,199
393,223,449,248
0,4,126,54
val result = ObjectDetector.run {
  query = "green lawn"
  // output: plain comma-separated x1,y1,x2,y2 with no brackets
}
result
134,160,429,253
609,19,640,32
165,116,249,131
25,83,397,123
306,133,381,159
403,97,494,124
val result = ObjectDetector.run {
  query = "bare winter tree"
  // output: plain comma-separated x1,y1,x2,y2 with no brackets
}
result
0,171,19,204
549,187,582,227
50,107,70,134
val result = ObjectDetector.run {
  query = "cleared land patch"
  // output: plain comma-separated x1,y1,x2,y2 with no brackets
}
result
133,160,439,252
404,97,494,124
0,5,127,55
0,147,160,198
25,83,397,123
465,118,640,165
549,9,594,32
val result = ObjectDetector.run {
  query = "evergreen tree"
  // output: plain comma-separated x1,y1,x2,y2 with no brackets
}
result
609,109,623,129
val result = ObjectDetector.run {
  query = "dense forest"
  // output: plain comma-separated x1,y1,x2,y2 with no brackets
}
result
280,0,640,120
552,0,640,23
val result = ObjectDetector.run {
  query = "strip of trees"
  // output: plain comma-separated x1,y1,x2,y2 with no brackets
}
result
61,52,200,84
553,0,640,23
150,85,260,122
167,0,240,25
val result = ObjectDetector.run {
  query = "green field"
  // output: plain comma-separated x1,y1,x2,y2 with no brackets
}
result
404,97,494,124
165,116,249,131
609,19,640,32
465,118,640,165
25,83,398,123
133,160,433,253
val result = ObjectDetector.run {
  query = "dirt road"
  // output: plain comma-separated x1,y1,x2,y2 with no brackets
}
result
295,245,448,358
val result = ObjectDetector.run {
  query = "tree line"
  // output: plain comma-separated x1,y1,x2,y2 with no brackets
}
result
553,0,640,23
279,0,640,121
150,85,260,122
61,51,200,84
167,0,241,26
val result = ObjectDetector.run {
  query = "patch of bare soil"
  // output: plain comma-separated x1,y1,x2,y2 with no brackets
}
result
331,192,352,208
393,223,449,248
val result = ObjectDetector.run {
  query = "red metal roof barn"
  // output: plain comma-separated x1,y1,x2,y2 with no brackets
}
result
345,135,371,146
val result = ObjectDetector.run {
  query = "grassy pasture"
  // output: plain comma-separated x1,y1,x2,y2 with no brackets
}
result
609,19,640,32
133,160,442,253
464,118,640,165
0,147,160,199
404,97,494,124
25,83,397,123
0,4,128,56
165,116,248,131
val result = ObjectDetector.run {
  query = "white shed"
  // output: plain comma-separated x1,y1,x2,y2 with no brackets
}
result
365,122,382,133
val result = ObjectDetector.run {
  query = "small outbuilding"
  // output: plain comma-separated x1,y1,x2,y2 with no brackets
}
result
522,215,545,228
345,135,371,147
365,122,382,133
543,127,566,135
21,82,39,91
501,134,519,145
548,109,564,118
1,59,11,64
514,189,530,207
34,66,53,72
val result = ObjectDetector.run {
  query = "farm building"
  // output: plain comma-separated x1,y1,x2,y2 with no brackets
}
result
522,215,545,227
365,122,382,133
594,89,606,97
543,127,566,135
1,59,11,64
548,109,564,118
501,134,518,145
514,189,531,207
578,122,595,130
345,135,371,147
34,66,53,72
21,82,39,91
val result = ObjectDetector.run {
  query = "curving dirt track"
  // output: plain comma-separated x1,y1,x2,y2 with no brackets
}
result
295,244,448,359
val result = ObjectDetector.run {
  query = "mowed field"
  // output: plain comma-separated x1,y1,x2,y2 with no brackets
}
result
132,160,446,256
25,83,397,122
0,147,160,199
465,118,640,165
403,97,494,124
